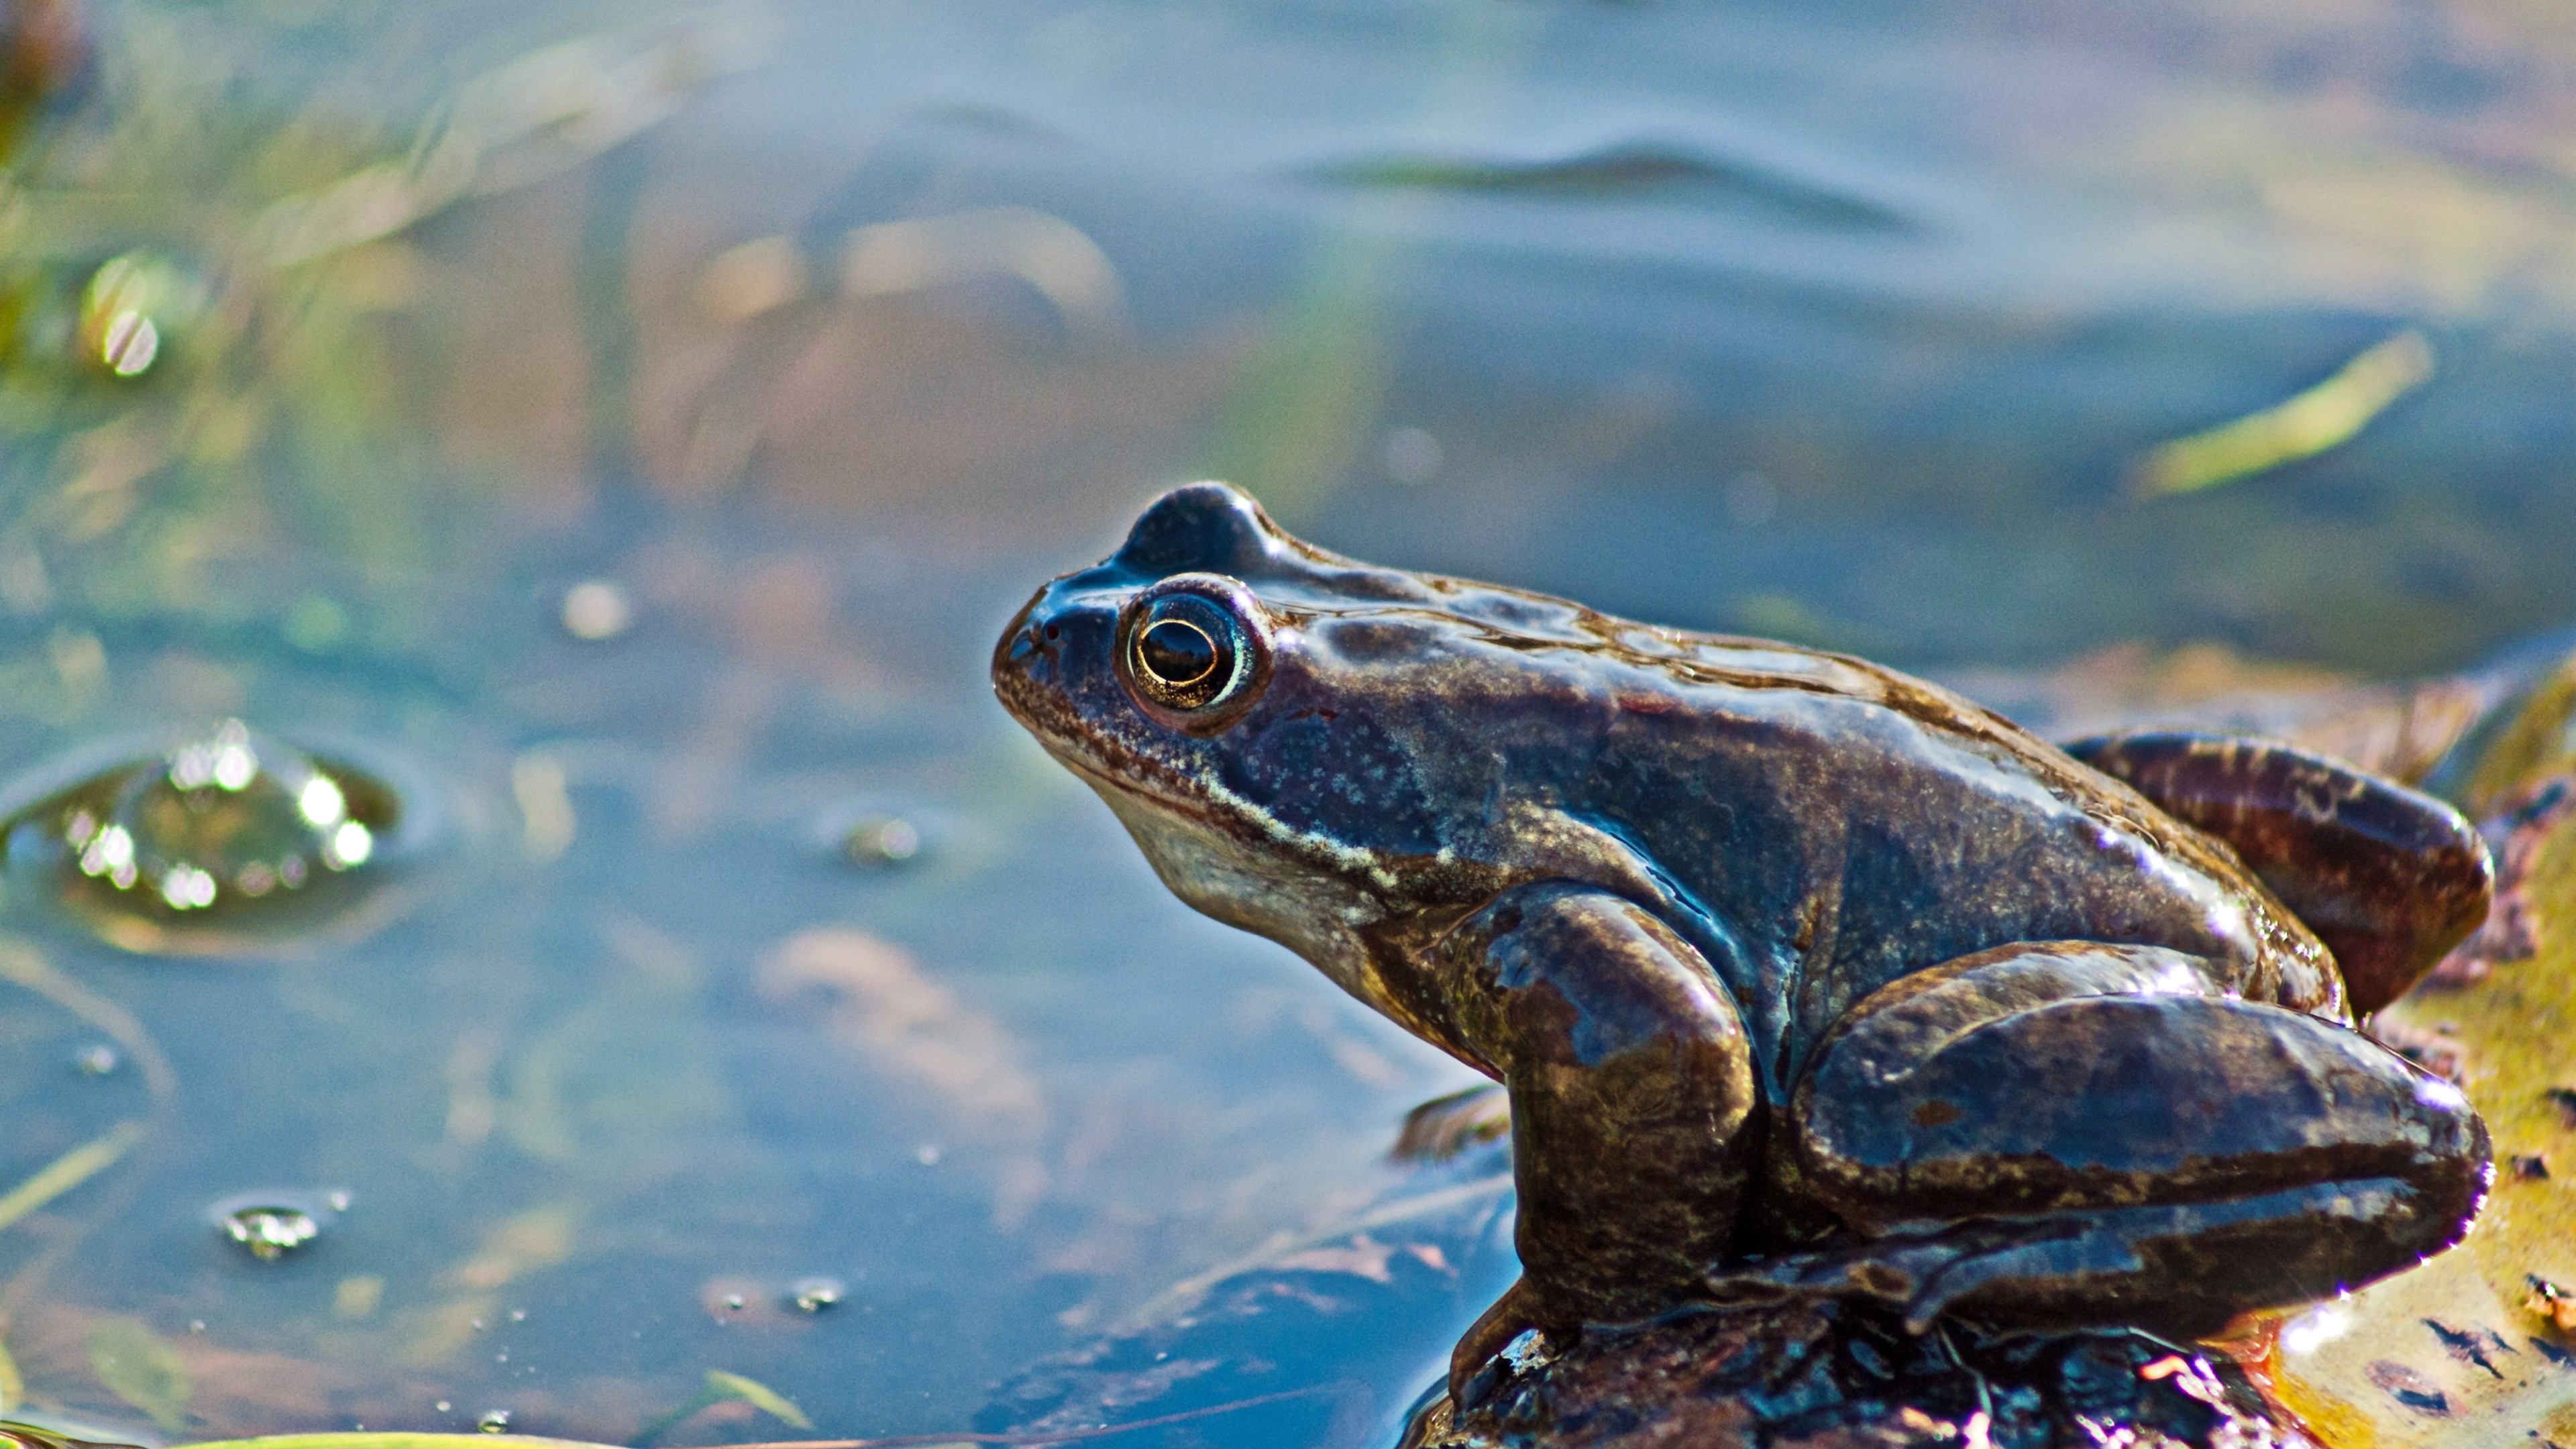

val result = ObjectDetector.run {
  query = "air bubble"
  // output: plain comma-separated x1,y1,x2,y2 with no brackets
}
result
209,1188,342,1261
790,1276,845,1312
844,815,920,867
221,1205,319,1260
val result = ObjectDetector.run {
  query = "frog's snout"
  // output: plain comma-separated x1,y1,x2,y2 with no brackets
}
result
991,596,1049,685
992,585,1123,736
995,614,1051,674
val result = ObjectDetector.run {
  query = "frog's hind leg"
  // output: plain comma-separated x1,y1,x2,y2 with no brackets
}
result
2063,731,2491,1014
1768,941,2489,1340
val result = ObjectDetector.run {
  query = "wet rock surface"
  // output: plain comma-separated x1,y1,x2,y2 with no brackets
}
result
1401,1299,2314,1449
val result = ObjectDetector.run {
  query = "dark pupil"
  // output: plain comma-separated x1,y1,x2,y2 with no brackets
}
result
1139,618,1220,687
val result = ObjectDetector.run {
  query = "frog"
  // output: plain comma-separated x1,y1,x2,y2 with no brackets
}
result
991,482,2495,1404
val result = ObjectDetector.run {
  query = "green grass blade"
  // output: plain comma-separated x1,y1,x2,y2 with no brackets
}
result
0,1122,150,1234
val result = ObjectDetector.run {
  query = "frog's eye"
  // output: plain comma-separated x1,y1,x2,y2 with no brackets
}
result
1117,574,1273,733
1138,614,1220,691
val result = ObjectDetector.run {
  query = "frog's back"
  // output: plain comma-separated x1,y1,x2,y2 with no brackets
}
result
1524,625,2340,1095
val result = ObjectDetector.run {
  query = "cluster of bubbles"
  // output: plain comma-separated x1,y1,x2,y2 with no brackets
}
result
11,720,402,943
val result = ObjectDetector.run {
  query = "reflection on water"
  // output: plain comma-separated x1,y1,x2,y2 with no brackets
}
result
0,0,2565,1445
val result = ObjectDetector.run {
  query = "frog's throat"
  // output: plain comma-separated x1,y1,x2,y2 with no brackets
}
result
1065,759,1390,1004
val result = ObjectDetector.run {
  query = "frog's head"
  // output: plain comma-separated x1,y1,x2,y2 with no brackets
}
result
994,482,1553,994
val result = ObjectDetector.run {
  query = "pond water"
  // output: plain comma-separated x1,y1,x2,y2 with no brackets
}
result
1,1,2573,1446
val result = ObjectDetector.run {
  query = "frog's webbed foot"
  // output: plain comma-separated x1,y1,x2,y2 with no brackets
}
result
1776,941,2490,1340
2064,731,2492,1014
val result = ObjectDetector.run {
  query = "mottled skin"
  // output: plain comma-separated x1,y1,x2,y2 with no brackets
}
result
992,484,2494,1400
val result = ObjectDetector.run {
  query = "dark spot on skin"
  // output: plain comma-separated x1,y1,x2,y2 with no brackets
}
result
2366,1359,2452,1415
1912,1100,1963,1128
1044,624,1059,640
1319,620,1423,662
2531,1335,2576,1366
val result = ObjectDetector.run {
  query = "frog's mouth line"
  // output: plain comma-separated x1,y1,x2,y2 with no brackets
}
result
995,669,1220,820
1004,676,1412,901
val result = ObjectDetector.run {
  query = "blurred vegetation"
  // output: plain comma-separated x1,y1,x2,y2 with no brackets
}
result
0,0,743,653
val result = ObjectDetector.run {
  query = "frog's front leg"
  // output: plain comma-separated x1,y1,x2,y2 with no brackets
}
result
1769,941,2490,1338
1434,882,1758,1387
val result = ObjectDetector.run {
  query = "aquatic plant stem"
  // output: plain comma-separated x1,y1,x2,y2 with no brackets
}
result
0,1121,147,1234
152,1388,1336,1449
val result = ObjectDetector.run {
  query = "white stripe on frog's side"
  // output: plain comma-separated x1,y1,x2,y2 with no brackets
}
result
1193,769,1403,891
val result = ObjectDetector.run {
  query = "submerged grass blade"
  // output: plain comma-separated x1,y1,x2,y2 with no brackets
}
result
634,1370,812,1445
0,1121,148,1233
159,1386,1334,1449
0,938,177,1100
2131,329,2434,496
160,1439,620,1449
85,1320,191,1434
700,1375,810,1430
